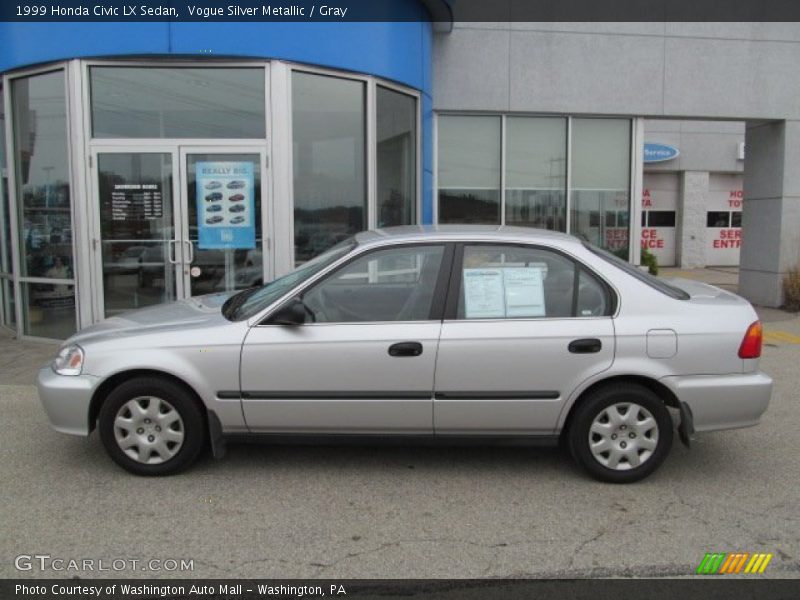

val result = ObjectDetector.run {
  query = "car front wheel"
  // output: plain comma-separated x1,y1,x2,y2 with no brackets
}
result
568,383,673,483
98,377,206,476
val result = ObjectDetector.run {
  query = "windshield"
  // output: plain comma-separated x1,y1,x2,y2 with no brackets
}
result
584,242,690,300
222,239,357,321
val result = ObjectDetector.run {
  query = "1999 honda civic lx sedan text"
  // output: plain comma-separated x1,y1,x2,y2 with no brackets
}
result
37,226,772,482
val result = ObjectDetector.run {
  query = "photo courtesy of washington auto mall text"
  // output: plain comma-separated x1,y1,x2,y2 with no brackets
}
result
13,583,346,598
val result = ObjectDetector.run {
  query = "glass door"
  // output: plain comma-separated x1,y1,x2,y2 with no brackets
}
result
179,148,266,297
92,149,182,318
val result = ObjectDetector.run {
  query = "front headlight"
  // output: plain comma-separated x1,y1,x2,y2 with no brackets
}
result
52,344,84,376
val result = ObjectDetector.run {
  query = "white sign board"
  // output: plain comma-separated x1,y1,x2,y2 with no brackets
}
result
463,267,546,319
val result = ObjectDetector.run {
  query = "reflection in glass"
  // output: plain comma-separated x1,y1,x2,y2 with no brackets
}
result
707,211,730,228
570,119,631,259
12,71,74,280
377,86,416,227
90,67,266,138
97,153,176,317
1,279,15,328
1,87,11,277
505,117,567,231
292,72,366,264
12,71,76,337
21,282,74,339
438,115,501,224
186,154,262,296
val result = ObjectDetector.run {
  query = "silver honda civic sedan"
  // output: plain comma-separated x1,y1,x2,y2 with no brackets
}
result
37,226,772,482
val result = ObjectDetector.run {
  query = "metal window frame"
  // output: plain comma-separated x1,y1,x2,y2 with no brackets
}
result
4,64,80,342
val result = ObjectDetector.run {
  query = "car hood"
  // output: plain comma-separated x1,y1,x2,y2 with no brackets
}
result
66,292,236,346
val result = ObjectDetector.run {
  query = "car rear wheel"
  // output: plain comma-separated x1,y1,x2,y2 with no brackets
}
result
98,377,206,476
568,383,673,483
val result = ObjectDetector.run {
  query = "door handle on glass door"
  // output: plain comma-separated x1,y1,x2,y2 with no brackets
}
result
168,240,179,264
184,240,195,264
388,342,423,357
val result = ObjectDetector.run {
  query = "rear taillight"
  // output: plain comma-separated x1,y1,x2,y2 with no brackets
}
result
738,320,763,359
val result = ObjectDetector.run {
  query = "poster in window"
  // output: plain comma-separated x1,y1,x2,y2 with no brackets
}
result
196,161,255,249
463,267,546,318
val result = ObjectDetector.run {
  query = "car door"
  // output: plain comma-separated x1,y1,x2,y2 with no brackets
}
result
434,243,616,435
240,243,452,433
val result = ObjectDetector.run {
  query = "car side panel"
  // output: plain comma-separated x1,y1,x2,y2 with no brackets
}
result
434,318,615,434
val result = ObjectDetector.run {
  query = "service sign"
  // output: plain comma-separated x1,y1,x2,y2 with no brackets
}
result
643,143,680,163
196,162,255,250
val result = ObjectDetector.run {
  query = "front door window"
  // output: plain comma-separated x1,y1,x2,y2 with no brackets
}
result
302,245,445,322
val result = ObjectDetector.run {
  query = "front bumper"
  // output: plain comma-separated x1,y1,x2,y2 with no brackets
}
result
36,366,100,436
662,371,772,433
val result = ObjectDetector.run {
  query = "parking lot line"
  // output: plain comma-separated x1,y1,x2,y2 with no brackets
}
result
764,330,800,345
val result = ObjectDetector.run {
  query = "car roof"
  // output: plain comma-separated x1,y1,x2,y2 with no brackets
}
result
354,225,583,249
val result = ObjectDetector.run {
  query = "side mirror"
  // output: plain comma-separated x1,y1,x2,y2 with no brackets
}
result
269,298,307,326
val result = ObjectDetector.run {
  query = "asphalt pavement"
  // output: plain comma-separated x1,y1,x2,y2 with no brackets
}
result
1,272,799,579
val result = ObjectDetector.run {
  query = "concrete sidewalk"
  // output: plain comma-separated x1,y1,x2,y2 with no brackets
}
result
0,329,56,385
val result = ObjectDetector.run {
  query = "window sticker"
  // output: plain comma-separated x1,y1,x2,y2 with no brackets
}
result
463,267,546,319
503,267,546,317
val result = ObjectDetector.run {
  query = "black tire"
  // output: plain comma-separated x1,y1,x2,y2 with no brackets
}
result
567,383,673,483
98,376,206,476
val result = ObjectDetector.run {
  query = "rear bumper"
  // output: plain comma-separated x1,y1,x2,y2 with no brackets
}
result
36,366,100,436
661,371,772,433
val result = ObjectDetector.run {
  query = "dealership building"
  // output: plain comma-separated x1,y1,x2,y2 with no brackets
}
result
1,9,799,340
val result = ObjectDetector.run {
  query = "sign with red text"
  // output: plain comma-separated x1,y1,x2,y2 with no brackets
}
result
706,174,743,266
641,173,678,266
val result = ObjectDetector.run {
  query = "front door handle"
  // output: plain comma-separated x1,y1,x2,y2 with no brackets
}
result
388,342,423,357
568,338,602,354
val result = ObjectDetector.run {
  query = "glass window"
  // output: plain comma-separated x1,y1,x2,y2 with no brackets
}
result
303,245,445,322
2,279,15,328
185,153,262,296
707,211,730,228
1,84,10,276
90,67,266,138
20,281,75,339
570,119,631,259
12,70,76,338
12,71,74,280
458,245,588,319
505,117,567,231
647,211,676,227
225,239,356,322
292,72,366,264
438,115,501,224
586,242,689,300
96,153,176,317
731,212,743,228
377,86,416,228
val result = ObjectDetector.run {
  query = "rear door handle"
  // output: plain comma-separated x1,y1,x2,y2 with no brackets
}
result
388,342,423,357
568,338,602,354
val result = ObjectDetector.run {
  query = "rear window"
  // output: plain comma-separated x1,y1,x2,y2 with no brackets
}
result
585,243,690,300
